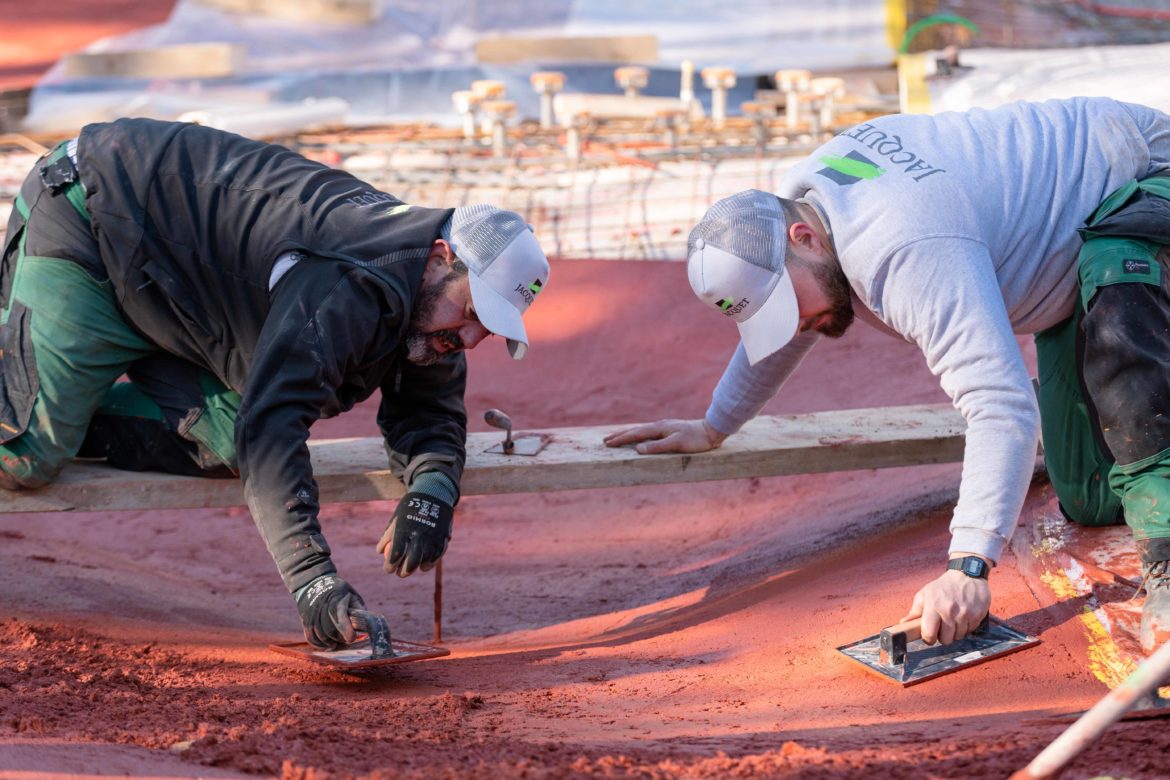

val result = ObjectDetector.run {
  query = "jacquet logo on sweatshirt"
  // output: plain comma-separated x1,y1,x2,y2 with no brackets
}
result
835,122,948,183
817,151,886,185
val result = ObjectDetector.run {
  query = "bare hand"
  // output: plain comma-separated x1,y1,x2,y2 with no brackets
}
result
901,570,991,645
602,418,727,455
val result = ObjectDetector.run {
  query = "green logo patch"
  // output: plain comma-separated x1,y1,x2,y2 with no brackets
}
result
819,154,886,181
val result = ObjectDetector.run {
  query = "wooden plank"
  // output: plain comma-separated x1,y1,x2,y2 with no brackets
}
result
475,35,658,65
0,404,966,513
61,43,245,80
190,0,379,24
191,0,380,25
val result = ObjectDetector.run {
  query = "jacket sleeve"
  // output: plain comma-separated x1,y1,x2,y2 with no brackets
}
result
376,352,468,501
237,262,405,593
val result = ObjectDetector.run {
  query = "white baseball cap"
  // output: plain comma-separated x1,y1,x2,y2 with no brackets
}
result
445,205,550,359
687,189,798,364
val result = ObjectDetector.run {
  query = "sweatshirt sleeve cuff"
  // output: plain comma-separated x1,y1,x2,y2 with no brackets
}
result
947,528,1006,566
705,403,745,437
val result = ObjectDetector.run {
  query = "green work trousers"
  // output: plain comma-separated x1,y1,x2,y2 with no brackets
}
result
1034,309,1123,527
0,143,239,488
1035,176,1170,562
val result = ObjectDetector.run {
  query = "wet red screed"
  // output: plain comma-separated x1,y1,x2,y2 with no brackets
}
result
2,4,1169,777
2,259,1168,779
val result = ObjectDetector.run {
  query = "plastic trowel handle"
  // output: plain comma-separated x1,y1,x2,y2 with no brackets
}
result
349,609,396,659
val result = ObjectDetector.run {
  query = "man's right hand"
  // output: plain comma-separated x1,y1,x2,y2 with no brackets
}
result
901,569,991,645
295,574,365,650
602,418,727,455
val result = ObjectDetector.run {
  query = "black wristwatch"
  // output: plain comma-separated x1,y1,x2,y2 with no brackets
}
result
947,555,990,579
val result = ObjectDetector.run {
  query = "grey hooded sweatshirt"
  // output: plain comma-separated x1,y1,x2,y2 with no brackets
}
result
707,97,1170,563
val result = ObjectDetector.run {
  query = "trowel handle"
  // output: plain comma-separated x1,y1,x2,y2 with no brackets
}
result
879,618,923,666
484,408,515,452
881,618,923,643
349,609,396,660
880,613,991,648
484,408,513,433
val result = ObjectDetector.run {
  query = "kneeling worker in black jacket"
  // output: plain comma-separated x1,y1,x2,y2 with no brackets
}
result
0,118,551,649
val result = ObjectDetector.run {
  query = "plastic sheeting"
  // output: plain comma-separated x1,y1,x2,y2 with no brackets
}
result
916,41,1170,116
24,0,893,133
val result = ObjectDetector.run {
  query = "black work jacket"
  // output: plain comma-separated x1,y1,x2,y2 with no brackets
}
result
76,118,463,591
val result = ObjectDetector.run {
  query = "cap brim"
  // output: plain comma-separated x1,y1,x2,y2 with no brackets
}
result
467,270,530,360
735,270,799,364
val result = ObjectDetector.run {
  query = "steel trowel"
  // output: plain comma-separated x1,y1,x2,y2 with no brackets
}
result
837,614,1039,686
269,609,449,670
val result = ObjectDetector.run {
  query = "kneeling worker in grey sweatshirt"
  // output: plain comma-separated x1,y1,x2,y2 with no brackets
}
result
607,97,1170,654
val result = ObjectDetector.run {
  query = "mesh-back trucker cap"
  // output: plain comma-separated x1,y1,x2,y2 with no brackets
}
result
446,205,550,359
686,189,798,364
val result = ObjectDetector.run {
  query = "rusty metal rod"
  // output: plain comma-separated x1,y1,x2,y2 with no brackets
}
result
434,559,443,644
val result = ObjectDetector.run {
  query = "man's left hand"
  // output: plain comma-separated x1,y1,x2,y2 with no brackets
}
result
900,568,991,645
377,492,454,577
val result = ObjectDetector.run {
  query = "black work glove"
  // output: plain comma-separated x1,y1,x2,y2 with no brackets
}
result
376,492,454,577
295,574,366,650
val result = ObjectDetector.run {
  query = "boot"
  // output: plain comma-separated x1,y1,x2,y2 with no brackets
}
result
1140,560,1170,653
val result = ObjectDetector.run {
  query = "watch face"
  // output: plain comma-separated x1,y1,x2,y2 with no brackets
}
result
962,557,987,578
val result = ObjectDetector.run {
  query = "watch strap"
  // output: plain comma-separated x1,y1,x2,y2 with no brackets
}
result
947,555,989,579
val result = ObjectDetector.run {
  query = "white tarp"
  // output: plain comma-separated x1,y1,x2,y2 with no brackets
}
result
919,41,1170,116
24,0,893,133
562,0,892,74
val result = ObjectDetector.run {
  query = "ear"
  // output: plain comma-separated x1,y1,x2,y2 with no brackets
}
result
426,238,455,272
787,221,822,253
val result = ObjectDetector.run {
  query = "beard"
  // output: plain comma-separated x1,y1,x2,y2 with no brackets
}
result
792,255,854,339
405,328,463,366
404,272,466,366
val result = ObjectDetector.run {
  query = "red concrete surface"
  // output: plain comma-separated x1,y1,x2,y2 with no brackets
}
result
1,258,1167,779
2,4,1169,779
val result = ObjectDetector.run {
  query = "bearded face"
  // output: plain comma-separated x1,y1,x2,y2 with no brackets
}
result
813,259,855,339
404,267,469,366
789,253,854,339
